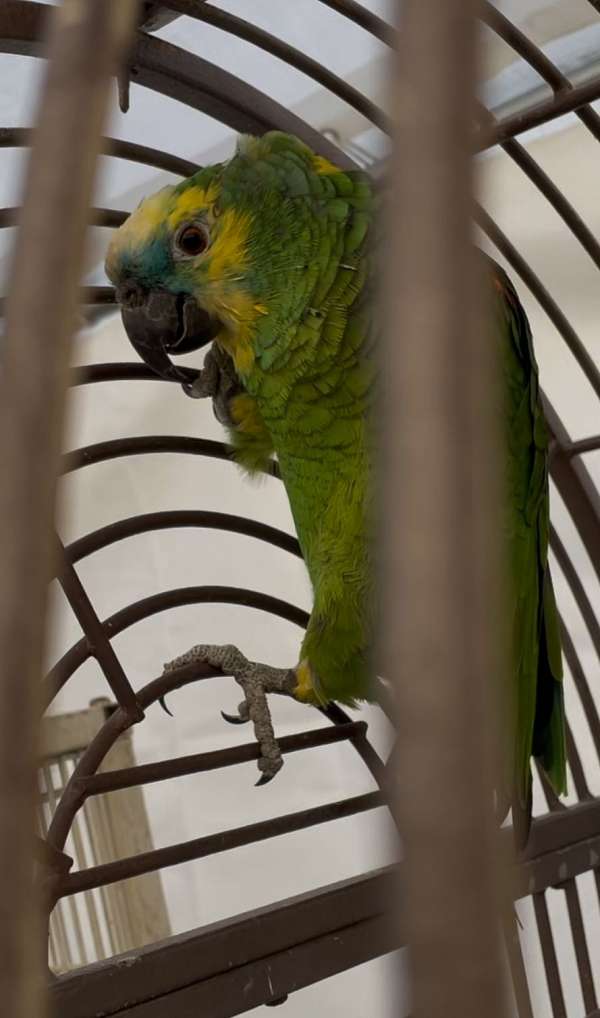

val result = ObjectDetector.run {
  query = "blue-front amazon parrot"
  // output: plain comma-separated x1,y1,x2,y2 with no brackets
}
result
106,131,566,839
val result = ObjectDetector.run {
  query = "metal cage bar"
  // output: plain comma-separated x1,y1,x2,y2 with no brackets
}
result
0,4,140,1017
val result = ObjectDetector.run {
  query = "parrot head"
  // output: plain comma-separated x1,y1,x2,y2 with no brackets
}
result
105,131,363,386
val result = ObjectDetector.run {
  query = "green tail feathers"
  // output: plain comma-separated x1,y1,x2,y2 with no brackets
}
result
490,257,567,840
533,571,567,797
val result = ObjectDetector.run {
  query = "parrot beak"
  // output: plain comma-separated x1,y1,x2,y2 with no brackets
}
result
115,281,221,385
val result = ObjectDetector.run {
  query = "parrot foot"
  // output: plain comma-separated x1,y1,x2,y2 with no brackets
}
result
163,644,296,783
182,343,243,428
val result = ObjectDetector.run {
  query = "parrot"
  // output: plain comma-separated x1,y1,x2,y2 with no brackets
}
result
105,130,566,840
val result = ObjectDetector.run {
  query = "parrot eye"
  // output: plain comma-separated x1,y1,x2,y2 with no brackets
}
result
174,223,210,258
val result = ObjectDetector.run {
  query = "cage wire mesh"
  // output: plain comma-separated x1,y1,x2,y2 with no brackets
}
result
0,1,599,1016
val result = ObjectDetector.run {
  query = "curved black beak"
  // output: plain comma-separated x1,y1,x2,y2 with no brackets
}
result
115,281,221,385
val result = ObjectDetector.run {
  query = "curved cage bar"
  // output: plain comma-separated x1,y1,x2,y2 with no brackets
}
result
0,2,599,1016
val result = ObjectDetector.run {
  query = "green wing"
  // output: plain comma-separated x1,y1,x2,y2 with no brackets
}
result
489,257,567,832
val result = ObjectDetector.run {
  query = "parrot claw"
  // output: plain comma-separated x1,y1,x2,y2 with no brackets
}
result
221,699,250,725
158,695,174,717
221,709,250,725
181,380,204,399
117,66,131,115
255,766,281,787
162,644,296,783
255,772,275,787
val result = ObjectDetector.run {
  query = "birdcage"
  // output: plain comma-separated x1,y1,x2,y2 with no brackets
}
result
0,3,599,1017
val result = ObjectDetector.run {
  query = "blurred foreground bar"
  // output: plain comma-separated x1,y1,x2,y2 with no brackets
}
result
0,4,139,1017
383,2,510,1015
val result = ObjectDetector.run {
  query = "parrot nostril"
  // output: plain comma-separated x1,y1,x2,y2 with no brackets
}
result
116,280,145,309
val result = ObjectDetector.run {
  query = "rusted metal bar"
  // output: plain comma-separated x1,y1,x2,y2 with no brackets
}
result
78,722,366,795
476,205,600,400
54,791,384,897
0,0,51,55
79,285,117,306
0,206,128,229
518,812,600,895
502,911,534,1018
43,797,600,1017
41,649,600,904
131,30,359,167
550,526,600,658
535,760,564,813
1,1,359,170
45,660,384,857
383,3,509,1017
560,623,600,762
64,511,301,566
91,915,391,1016
499,138,600,273
139,2,182,33
483,3,600,146
482,71,600,149
72,363,161,385
163,0,388,130
483,0,600,158
322,702,388,786
565,436,600,457
53,761,88,967
481,2,565,92
545,403,600,583
48,866,399,1018
526,795,600,857
58,766,600,903
0,126,200,177
8,0,600,168
566,723,591,799
533,894,567,1018
34,836,73,877
56,539,143,720
0,3,139,1016
63,435,239,473
1,287,116,316
563,880,598,1015
43,586,309,708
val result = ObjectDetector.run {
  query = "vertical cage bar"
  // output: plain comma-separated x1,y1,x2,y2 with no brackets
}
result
67,814,107,961
42,766,76,970
0,4,139,1015
383,2,509,1017
39,800,71,972
566,723,591,800
533,893,567,1018
563,880,598,1014
56,542,143,719
56,761,88,967
83,798,126,957
502,910,534,1018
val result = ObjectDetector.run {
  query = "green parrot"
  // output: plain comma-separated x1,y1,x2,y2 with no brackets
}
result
105,131,566,836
